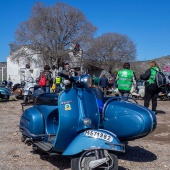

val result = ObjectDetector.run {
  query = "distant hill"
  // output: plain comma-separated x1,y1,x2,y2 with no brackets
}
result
130,55,170,78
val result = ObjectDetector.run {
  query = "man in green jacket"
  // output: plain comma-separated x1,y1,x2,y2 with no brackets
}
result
116,62,136,97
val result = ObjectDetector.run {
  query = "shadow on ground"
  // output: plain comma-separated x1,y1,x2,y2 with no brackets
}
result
118,145,157,162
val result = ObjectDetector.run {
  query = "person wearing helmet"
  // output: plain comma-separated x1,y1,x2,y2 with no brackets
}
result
1,80,7,86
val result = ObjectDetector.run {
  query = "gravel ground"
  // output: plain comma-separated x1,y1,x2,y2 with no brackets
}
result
0,98,169,170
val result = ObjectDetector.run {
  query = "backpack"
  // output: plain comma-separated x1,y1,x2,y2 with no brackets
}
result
39,73,47,86
152,69,167,88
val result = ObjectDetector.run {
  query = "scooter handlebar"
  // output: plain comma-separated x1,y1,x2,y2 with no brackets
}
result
58,72,75,82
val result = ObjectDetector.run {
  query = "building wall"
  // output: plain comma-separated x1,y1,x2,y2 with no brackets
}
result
7,58,20,84
7,47,44,85
0,62,7,82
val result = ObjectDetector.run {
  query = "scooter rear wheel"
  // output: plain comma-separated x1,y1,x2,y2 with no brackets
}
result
71,149,118,170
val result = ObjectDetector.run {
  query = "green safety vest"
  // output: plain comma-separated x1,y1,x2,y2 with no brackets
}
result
55,77,61,84
117,69,133,91
149,66,159,84
94,77,99,84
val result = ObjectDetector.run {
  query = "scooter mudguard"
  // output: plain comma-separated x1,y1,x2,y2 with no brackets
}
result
102,99,157,141
62,129,125,156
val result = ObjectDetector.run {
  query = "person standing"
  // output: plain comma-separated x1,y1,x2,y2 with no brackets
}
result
140,61,160,114
25,64,32,81
116,62,136,97
61,63,78,89
39,65,53,93
99,74,108,97
55,74,62,93
93,75,100,87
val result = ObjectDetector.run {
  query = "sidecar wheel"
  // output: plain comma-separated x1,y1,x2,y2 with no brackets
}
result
71,150,118,170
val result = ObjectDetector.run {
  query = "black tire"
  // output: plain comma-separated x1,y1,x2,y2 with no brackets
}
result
71,150,118,170
23,95,28,104
1,95,9,101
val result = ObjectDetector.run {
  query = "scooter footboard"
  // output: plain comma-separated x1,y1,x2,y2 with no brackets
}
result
62,129,125,156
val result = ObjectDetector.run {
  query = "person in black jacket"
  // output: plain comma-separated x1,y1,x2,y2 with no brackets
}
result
99,74,108,97
140,61,160,114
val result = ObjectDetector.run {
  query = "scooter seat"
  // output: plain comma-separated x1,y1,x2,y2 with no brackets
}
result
34,93,58,106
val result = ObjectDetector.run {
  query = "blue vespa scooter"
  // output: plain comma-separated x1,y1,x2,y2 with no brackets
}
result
19,73,125,170
0,81,11,101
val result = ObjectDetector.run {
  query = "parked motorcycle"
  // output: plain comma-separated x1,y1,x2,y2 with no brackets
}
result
0,80,11,101
12,81,26,99
19,73,125,169
158,83,170,100
129,79,145,99
23,77,37,104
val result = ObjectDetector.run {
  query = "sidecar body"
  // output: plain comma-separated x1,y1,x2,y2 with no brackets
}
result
88,87,157,142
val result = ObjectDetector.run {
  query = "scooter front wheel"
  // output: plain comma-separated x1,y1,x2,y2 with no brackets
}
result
71,149,118,170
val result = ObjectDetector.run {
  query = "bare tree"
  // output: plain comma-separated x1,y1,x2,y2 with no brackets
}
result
86,33,136,73
12,2,96,67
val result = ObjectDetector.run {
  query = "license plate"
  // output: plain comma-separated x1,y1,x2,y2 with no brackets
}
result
84,130,113,142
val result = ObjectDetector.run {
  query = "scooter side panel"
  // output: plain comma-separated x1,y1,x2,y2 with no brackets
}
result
19,107,44,140
62,129,125,155
103,100,156,141
35,105,59,135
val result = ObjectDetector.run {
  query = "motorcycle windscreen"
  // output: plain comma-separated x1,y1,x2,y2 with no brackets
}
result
103,100,156,141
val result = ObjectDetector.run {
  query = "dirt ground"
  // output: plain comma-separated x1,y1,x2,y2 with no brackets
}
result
0,98,169,170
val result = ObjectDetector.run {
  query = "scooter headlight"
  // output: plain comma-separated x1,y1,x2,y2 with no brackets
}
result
83,118,92,126
80,75,91,87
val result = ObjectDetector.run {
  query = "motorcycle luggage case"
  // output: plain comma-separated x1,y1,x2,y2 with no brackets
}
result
102,100,157,141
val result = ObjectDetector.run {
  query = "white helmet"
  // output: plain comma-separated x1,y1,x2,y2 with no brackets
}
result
63,80,71,85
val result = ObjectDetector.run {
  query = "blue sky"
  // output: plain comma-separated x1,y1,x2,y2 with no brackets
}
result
0,0,170,62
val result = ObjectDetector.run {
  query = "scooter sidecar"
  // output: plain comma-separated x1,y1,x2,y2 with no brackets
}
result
88,87,157,142
102,98,157,141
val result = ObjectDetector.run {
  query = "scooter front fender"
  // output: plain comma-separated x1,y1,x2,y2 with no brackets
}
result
62,129,125,156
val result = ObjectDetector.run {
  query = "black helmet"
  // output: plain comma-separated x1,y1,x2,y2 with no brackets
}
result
2,80,7,86
21,81,26,86
7,81,13,86
26,64,30,69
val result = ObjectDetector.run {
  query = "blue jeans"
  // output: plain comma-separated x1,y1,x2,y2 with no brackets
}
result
42,86,50,93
